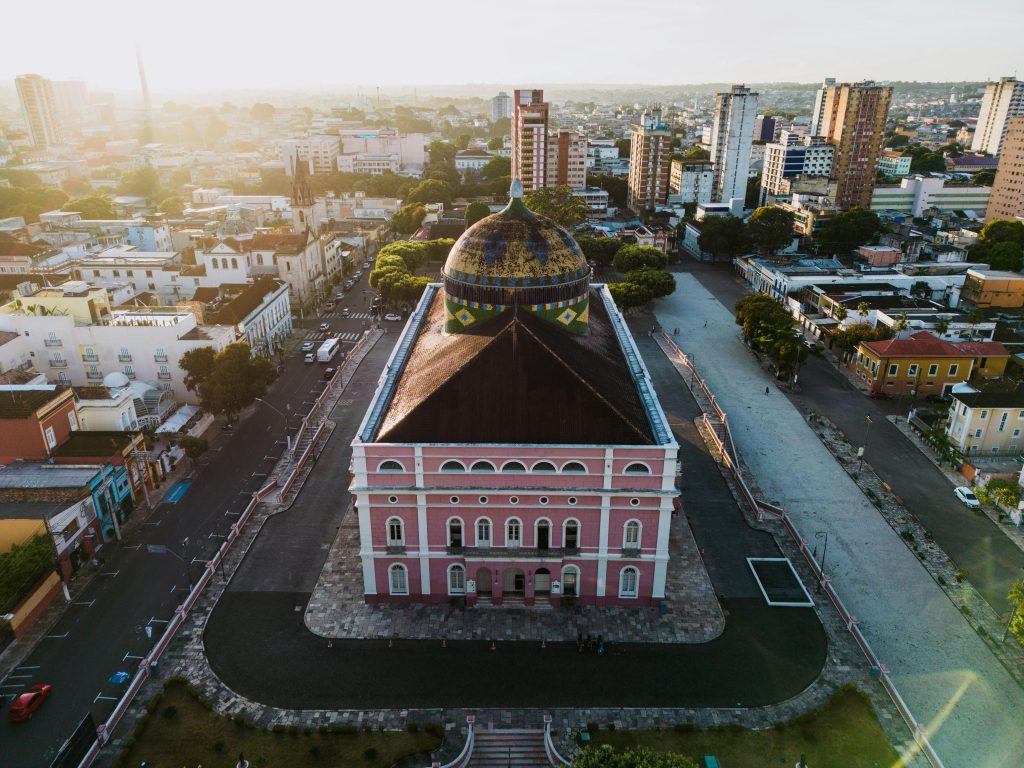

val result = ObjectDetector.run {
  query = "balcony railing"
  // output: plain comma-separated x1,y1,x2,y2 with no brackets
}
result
621,546,641,558
86,370,103,380
44,339,62,348
118,354,132,362
386,544,406,555
157,371,172,380
125,371,137,380
459,546,568,559
49,359,67,368
82,353,98,362
153,354,168,362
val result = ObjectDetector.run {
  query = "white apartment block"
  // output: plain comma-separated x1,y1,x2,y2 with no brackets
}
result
878,151,913,177
16,74,63,147
545,130,588,190
281,135,341,175
492,91,513,121
760,133,834,203
337,129,426,174
971,77,1024,157
710,85,758,205
810,78,836,136
669,159,714,205
337,153,400,175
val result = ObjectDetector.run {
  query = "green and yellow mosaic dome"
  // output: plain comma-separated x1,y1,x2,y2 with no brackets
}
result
442,180,591,334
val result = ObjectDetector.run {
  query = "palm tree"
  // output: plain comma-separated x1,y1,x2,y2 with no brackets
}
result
893,312,909,339
833,304,848,323
934,317,950,337
856,302,871,321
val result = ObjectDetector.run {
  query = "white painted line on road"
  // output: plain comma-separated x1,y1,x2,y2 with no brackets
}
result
169,584,178,593
143,520,161,527
101,570,120,577
264,455,277,459
191,558,209,565
46,633,68,639
73,600,95,607
5,674,32,679
124,653,144,661
252,472,267,477
124,544,141,550
15,665,40,670
0,683,25,688
224,511,241,516
94,693,119,703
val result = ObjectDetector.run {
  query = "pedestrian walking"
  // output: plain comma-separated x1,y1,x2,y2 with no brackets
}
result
765,386,770,395
577,632,584,653
704,320,708,327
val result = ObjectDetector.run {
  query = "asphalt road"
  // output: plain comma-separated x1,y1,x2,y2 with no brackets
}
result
0,279,378,768
204,322,827,711
675,260,1024,617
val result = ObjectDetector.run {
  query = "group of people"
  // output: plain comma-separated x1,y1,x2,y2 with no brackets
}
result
577,632,605,655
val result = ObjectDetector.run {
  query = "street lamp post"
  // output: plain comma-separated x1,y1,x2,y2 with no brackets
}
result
254,398,292,452
858,414,874,473
181,537,194,589
814,531,828,593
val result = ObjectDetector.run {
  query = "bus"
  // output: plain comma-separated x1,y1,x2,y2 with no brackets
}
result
316,337,340,362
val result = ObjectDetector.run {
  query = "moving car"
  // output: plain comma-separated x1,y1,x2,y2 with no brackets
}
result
363,261,371,269
954,486,980,509
8,684,52,722
323,367,337,380
301,341,316,352
319,323,330,332
304,352,315,363
341,307,350,316
384,313,402,322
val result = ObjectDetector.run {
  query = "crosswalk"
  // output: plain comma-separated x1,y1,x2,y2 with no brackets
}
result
322,310,373,320
302,331,363,343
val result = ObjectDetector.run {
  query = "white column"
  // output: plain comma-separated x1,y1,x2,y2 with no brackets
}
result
596,494,610,597
414,446,424,487
651,500,672,600
662,447,676,492
352,444,367,488
417,493,430,596
357,492,376,595
603,448,613,489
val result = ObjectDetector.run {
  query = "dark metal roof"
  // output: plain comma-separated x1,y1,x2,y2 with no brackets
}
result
375,289,656,445
0,388,65,419
951,391,1024,408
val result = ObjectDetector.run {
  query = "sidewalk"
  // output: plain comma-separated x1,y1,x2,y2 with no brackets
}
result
654,273,1024,768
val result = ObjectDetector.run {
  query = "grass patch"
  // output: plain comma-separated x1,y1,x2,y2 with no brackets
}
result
586,687,902,768
118,680,441,767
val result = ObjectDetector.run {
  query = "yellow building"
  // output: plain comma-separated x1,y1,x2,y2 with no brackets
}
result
959,269,1024,309
946,390,1024,456
853,331,1009,396
1,281,112,324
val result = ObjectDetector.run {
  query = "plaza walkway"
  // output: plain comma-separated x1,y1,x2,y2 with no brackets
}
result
655,273,1024,768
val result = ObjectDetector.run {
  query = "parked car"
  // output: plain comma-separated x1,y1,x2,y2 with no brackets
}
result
341,307,351,316
304,353,315,363
301,341,316,352
954,486,980,509
323,367,337,380
8,684,52,722
384,313,402,322
363,261,371,269
319,323,330,332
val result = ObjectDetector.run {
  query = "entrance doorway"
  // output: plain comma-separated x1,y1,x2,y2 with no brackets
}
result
537,520,550,550
476,567,492,596
535,568,551,595
502,568,526,595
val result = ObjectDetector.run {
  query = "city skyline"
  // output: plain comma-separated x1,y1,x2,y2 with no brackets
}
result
1,0,1022,92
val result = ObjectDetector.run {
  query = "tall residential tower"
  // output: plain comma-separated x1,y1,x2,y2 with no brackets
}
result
626,107,673,211
709,85,758,205
512,89,550,194
972,77,1024,157
15,74,63,147
986,118,1024,224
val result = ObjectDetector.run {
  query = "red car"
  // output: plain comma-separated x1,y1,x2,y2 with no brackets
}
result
7,684,52,722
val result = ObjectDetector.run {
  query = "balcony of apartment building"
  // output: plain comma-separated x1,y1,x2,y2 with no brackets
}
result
117,353,132,363
44,337,63,347
157,371,172,380
153,352,168,363
81,351,99,362
85,370,103,380
49,358,68,368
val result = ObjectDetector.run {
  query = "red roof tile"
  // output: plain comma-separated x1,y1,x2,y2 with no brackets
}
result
863,330,1008,358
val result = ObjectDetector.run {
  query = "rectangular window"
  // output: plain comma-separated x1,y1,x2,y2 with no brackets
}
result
949,364,959,376
981,410,989,420
476,520,491,547
999,413,1008,432
68,411,78,431
974,429,983,438
928,364,938,376
888,363,898,376
389,567,407,595
387,519,403,545
45,426,57,449
907,364,919,376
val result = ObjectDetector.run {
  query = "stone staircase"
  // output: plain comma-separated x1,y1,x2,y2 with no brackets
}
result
470,728,549,767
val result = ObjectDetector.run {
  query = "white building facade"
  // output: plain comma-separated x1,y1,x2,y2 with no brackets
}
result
971,77,1024,157
709,85,758,205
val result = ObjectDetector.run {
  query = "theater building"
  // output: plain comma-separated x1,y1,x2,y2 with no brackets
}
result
351,181,678,607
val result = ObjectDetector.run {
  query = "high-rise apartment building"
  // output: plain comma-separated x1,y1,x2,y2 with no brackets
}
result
709,85,758,205
512,89,550,193
760,132,834,204
972,77,1024,157
15,74,63,147
669,159,714,204
810,78,836,136
626,107,673,211
986,118,1024,224
492,91,512,122
280,135,341,176
818,81,893,210
545,129,587,190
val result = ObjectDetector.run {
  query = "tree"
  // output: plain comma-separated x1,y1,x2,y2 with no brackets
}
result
681,144,710,161
406,179,453,206
481,156,511,180
625,267,676,298
1009,579,1024,647
62,177,92,196
885,133,910,148
608,281,654,309
980,219,1024,247
614,244,668,273
901,144,947,174
614,138,632,159
390,204,427,235
986,241,1024,272
577,236,623,267
735,294,795,351
747,206,795,254
179,346,217,393
158,195,184,217
195,343,277,422
814,208,882,254
0,185,69,223
588,174,628,208
487,136,503,150
833,304,848,322
118,166,161,198
523,185,588,228
250,102,275,122
178,436,208,469
831,323,892,355
62,195,117,219
571,745,698,768
972,170,996,187
697,215,751,260
465,201,491,227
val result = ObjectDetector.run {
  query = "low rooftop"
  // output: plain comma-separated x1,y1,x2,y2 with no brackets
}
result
53,431,135,458
0,463,101,489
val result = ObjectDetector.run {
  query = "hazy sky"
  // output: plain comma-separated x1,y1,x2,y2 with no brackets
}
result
2,0,1021,92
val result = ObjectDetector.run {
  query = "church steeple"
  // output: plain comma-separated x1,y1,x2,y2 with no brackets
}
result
291,155,313,234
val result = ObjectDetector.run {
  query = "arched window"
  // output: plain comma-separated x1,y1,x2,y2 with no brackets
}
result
475,517,492,548
562,461,586,474
378,460,405,472
448,517,463,548
211,257,219,269
623,519,641,550
386,517,404,546
531,461,556,473
440,460,466,472
470,460,495,473
561,565,580,597
564,519,580,550
505,517,522,548
448,564,465,595
389,564,408,595
624,462,651,475
535,518,551,550
501,461,526,473
619,566,639,598
231,257,238,269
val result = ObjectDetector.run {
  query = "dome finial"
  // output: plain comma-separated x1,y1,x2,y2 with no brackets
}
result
510,178,524,200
